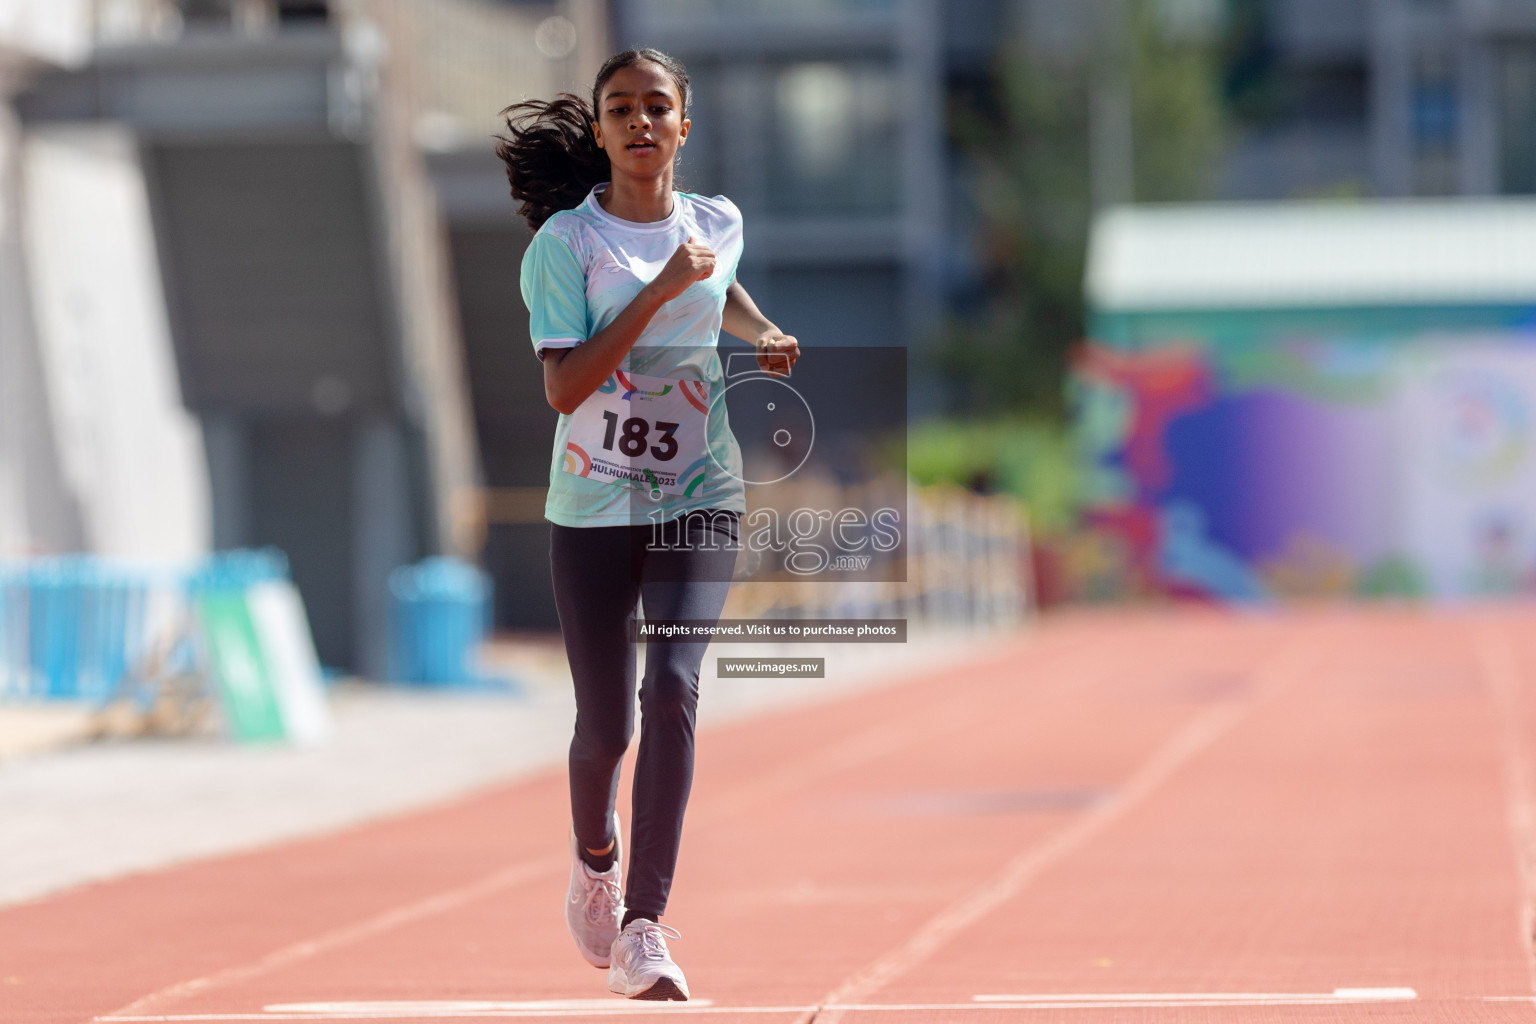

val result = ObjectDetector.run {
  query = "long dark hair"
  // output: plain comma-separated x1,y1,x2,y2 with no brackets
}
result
495,49,691,231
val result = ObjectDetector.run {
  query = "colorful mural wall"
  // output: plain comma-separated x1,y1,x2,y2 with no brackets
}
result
1071,329,1536,602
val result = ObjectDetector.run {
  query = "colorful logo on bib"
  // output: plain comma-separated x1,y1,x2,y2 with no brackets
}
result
677,455,710,496
563,370,714,497
678,379,710,414
611,372,710,413
615,370,673,402
563,443,592,477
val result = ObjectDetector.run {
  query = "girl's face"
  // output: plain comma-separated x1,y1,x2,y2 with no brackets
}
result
592,62,689,180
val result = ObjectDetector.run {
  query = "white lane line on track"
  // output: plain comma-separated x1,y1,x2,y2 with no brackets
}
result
811,637,1320,1020
87,1013,1382,1022
102,858,562,1021
973,987,1417,1004
264,1002,715,1012
96,1009,801,1021
1474,625,1536,996
91,987,1418,1020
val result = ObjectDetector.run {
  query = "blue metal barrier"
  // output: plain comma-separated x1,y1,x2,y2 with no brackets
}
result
2,550,500,699
0,549,299,703
387,558,492,686
0,558,150,702
187,548,290,593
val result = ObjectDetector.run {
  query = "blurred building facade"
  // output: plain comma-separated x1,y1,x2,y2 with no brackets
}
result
1217,0,1536,200
428,0,606,634
3,0,213,570
1371,0,1536,197
2,0,602,665
0,1,96,561
988,0,1536,202
612,0,947,374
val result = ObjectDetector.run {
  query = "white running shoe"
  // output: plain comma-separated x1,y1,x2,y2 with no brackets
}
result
565,814,623,968
606,919,689,1000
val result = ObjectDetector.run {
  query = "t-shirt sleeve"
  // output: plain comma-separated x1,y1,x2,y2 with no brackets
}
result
718,195,743,286
520,232,590,361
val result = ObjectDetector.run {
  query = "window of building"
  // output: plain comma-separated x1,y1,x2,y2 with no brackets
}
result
767,61,899,215
674,61,725,197
1409,48,1458,194
763,263,903,347
630,0,899,19
1499,47,1536,194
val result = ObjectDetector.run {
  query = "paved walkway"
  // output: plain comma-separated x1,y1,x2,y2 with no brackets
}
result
5,606,1536,1023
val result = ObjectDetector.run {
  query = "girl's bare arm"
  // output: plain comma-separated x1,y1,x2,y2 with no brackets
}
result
723,281,800,376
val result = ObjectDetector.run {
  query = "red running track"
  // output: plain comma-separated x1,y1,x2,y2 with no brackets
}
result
6,606,1536,1023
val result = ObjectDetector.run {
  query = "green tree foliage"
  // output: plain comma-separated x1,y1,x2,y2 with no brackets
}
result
939,0,1226,418
906,418,1080,537
942,48,1089,419
1130,2,1227,202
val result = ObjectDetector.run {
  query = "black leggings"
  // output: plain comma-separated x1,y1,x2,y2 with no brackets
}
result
550,509,739,918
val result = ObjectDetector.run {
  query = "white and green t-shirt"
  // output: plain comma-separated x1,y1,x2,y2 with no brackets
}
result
520,184,747,527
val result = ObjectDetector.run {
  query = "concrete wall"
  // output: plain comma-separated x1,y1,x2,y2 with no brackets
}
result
21,124,210,561
0,100,83,557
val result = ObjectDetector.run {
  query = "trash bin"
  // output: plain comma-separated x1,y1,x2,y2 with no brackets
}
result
387,558,492,686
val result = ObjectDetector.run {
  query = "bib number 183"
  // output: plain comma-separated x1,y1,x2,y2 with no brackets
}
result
563,369,709,495
601,411,679,461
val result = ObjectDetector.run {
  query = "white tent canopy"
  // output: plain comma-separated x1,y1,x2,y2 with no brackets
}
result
1087,198,1536,312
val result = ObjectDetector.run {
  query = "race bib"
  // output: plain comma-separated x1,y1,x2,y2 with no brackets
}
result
563,370,713,496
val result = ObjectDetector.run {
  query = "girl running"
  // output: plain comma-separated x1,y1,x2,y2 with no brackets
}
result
496,49,799,1001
